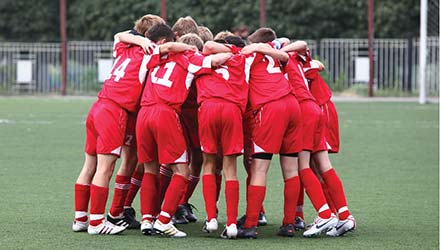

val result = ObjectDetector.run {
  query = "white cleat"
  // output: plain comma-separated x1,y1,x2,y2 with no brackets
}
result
72,220,88,232
202,218,218,233
303,215,338,237
87,220,126,235
220,223,238,239
326,215,356,237
141,220,154,235
153,220,187,238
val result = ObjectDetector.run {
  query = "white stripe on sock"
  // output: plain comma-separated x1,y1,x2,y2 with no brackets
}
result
338,206,348,214
115,183,131,190
90,214,104,221
75,211,87,218
160,211,171,218
131,177,142,186
318,204,330,213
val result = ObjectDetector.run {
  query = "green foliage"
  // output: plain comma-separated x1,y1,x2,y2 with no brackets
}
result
0,0,423,41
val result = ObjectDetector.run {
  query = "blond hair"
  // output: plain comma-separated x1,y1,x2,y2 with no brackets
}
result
172,16,199,38
134,14,165,36
214,30,234,41
197,26,213,43
178,33,204,51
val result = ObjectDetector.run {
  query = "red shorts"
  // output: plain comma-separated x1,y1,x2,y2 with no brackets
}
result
198,100,243,155
322,101,340,153
85,99,127,156
300,100,329,152
124,112,137,148
136,104,189,164
251,95,302,154
180,107,200,149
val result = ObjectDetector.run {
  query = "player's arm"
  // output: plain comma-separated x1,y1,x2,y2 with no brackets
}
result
210,52,233,66
280,40,308,53
311,59,325,71
159,42,197,54
242,43,289,63
115,31,155,54
202,41,232,55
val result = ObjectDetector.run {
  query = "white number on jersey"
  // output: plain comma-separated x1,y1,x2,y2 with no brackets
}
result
151,62,176,88
265,55,281,74
215,66,230,81
110,57,132,82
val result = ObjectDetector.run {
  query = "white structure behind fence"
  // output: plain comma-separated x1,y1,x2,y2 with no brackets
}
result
0,38,438,95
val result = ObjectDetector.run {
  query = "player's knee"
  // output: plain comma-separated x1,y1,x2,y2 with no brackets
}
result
280,153,299,157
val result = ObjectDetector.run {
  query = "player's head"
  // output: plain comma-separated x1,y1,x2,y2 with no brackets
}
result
197,26,213,43
134,14,166,36
214,30,234,41
177,33,204,52
172,16,199,39
146,23,175,44
224,35,246,48
248,27,276,43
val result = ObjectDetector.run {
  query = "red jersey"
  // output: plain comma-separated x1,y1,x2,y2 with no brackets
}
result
98,37,150,112
303,61,332,105
196,53,248,113
285,52,315,103
141,51,212,112
245,43,292,111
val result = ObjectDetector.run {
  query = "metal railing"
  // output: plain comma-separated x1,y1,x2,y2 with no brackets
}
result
0,38,438,96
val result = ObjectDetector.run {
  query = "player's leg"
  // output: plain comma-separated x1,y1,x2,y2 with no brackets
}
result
73,153,96,232
278,154,300,237
140,161,159,235
201,153,219,233
313,151,356,236
221,155,239,239
123,162,143,228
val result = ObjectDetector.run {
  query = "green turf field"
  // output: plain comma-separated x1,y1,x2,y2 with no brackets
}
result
0,98,438,250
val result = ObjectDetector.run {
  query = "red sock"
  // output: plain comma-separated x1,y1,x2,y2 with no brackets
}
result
215,171,222,202
109,175,130,217
283,176,300,225
140,173,157,222
74,183,90,222
123,170,143,207
244,185,266,228
179,175,200,205
203,174,217,220
295,183,304,219
158,174,188,224
321,168,351,220
300,168,331,219
89,184,109,226
157,166,172,215
321,181,337,214
225,180,239,226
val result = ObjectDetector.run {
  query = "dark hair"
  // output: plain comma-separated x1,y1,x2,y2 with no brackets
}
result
224,35,246,48
213,39,227,44
146,24,175,43
248,28,276,43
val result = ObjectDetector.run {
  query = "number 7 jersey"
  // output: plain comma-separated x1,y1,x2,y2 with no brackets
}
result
98,37,151,112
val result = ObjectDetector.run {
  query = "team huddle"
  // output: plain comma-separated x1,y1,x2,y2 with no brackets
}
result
72,14,356,239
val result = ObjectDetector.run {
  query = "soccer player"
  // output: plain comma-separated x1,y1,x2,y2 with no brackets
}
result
237,28,303,239
106,14,165,230
197,26,214,43
196,36,247,239
72,22,157,235
136,30,232,237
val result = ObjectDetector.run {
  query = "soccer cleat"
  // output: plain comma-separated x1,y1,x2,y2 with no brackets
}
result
303,215,338,238
326,215,356,237
258,212,268,226
123,207,141,229
182,203,198,223
72,220,88,232
294,216,305,231
140,220,154,235
172,205,189,224
278,224,295,237
202,218,218,233
106,214,130,228
153,220,187,238
220,224,238,239
87,220,127,235
237,226,258,239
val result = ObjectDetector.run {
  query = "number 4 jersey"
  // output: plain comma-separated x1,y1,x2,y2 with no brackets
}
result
98,37,151,113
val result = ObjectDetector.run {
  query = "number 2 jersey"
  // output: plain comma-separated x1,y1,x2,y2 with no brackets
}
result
98,37,151,113
140,50,212,112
